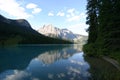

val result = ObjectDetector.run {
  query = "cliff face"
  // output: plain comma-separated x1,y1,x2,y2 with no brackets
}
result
38,24,88,44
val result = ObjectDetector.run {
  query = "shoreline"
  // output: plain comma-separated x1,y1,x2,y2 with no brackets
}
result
102,56,120,71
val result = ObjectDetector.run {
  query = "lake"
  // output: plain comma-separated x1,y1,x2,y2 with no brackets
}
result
0,44,119,80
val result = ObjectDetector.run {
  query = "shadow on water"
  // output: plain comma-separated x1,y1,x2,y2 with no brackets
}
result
0,44,91,80
84,56,120,80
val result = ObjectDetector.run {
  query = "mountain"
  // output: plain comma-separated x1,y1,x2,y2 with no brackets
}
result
36,45,82,64
38,24,76,40
0,15,31,28
0,14,72,45
38,24,88,44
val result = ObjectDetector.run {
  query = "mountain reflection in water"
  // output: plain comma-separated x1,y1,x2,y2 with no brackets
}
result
0,44,90,80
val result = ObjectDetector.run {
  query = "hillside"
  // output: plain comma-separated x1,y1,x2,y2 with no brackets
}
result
0,15,72,45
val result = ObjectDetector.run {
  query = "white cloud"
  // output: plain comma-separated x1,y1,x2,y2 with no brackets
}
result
32,8,42,14
57,11,65,17
1,70,39,80
66,8,87,22
67,15,80,22
68,23,88,35
26,3,37,9
67,8,75,16
48,12,54,16
70,60,85,65
3,70,30,80
0,0,32,19
66,14,70,18
68,66,80,74
67,13,86,22
67,8,75,13
26,3,42,14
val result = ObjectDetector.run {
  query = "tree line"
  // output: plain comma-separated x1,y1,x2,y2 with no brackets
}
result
83,0,120,56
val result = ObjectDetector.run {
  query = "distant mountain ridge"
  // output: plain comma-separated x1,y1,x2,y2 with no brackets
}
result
0,14,72,45
38,24,88,44
38,24,77,40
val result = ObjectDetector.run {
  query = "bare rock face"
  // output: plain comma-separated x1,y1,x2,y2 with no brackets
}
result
38,24,88,43
39,24,61,37
38,24,77,40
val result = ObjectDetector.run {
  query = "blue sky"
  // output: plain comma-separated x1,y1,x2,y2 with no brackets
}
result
0,0,88,35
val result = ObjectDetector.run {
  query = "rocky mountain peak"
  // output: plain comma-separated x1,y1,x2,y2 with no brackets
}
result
38,24,60,35
38,24,88,43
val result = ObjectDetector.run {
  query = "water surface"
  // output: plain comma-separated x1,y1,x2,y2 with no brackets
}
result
0,44,90,80
0,44,119,80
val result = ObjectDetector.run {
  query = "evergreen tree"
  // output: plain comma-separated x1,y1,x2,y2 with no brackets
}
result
96,0,113,54
108,0,120,51
86,0,98,44
98,0,120,54
84,0,120,56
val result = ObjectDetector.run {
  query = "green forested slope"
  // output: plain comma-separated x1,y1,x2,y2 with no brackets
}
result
83,0,120,57
0,15,72,45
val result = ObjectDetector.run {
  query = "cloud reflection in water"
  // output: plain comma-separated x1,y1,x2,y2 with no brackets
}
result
0,44,90,80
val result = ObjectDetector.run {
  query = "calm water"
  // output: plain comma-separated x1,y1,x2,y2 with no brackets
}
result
0,44,119,80
0,44,90,80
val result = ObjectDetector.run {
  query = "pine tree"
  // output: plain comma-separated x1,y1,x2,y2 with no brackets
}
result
108,0,120,51
98,0,120,54
84,0,120,56
86,0,98,44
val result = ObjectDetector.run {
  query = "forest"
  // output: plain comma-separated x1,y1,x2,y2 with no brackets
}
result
83,0,120,62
